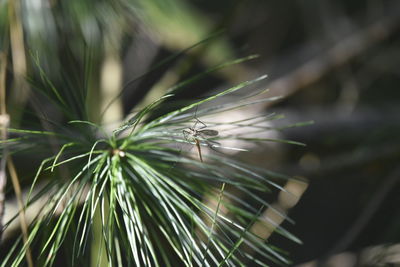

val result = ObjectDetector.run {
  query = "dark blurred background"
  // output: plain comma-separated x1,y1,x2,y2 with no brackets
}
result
2,0,400,266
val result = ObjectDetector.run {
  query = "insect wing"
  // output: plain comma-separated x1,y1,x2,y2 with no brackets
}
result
199,129,218,136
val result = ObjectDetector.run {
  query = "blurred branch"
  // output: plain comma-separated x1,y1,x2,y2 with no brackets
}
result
358,243,400,266
0,114,7,242
262,3,400,104
7,159,34,267
0,51,8,242
250,179,308,240
100,48,123,125
8,0,29,121
6,1,33,263
322,167,400,262
280,107,400,176
297,243,400,267
281,106,400,143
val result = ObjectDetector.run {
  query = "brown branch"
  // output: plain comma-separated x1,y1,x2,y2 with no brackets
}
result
4,0,33,264
8,0,29,121
7,159,34,267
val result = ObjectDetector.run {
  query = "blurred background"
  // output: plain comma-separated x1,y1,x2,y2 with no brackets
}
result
1,0,400,266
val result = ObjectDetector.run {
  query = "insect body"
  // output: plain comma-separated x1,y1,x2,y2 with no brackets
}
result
183,118,218,162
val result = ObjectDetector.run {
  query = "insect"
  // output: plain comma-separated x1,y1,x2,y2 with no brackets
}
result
183,117,219,162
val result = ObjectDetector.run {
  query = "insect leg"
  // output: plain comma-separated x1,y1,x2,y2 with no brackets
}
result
195,118,207,129
182,129,190,140
195,139,203,162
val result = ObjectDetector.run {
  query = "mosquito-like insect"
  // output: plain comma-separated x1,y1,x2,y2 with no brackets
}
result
183,117,219,162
